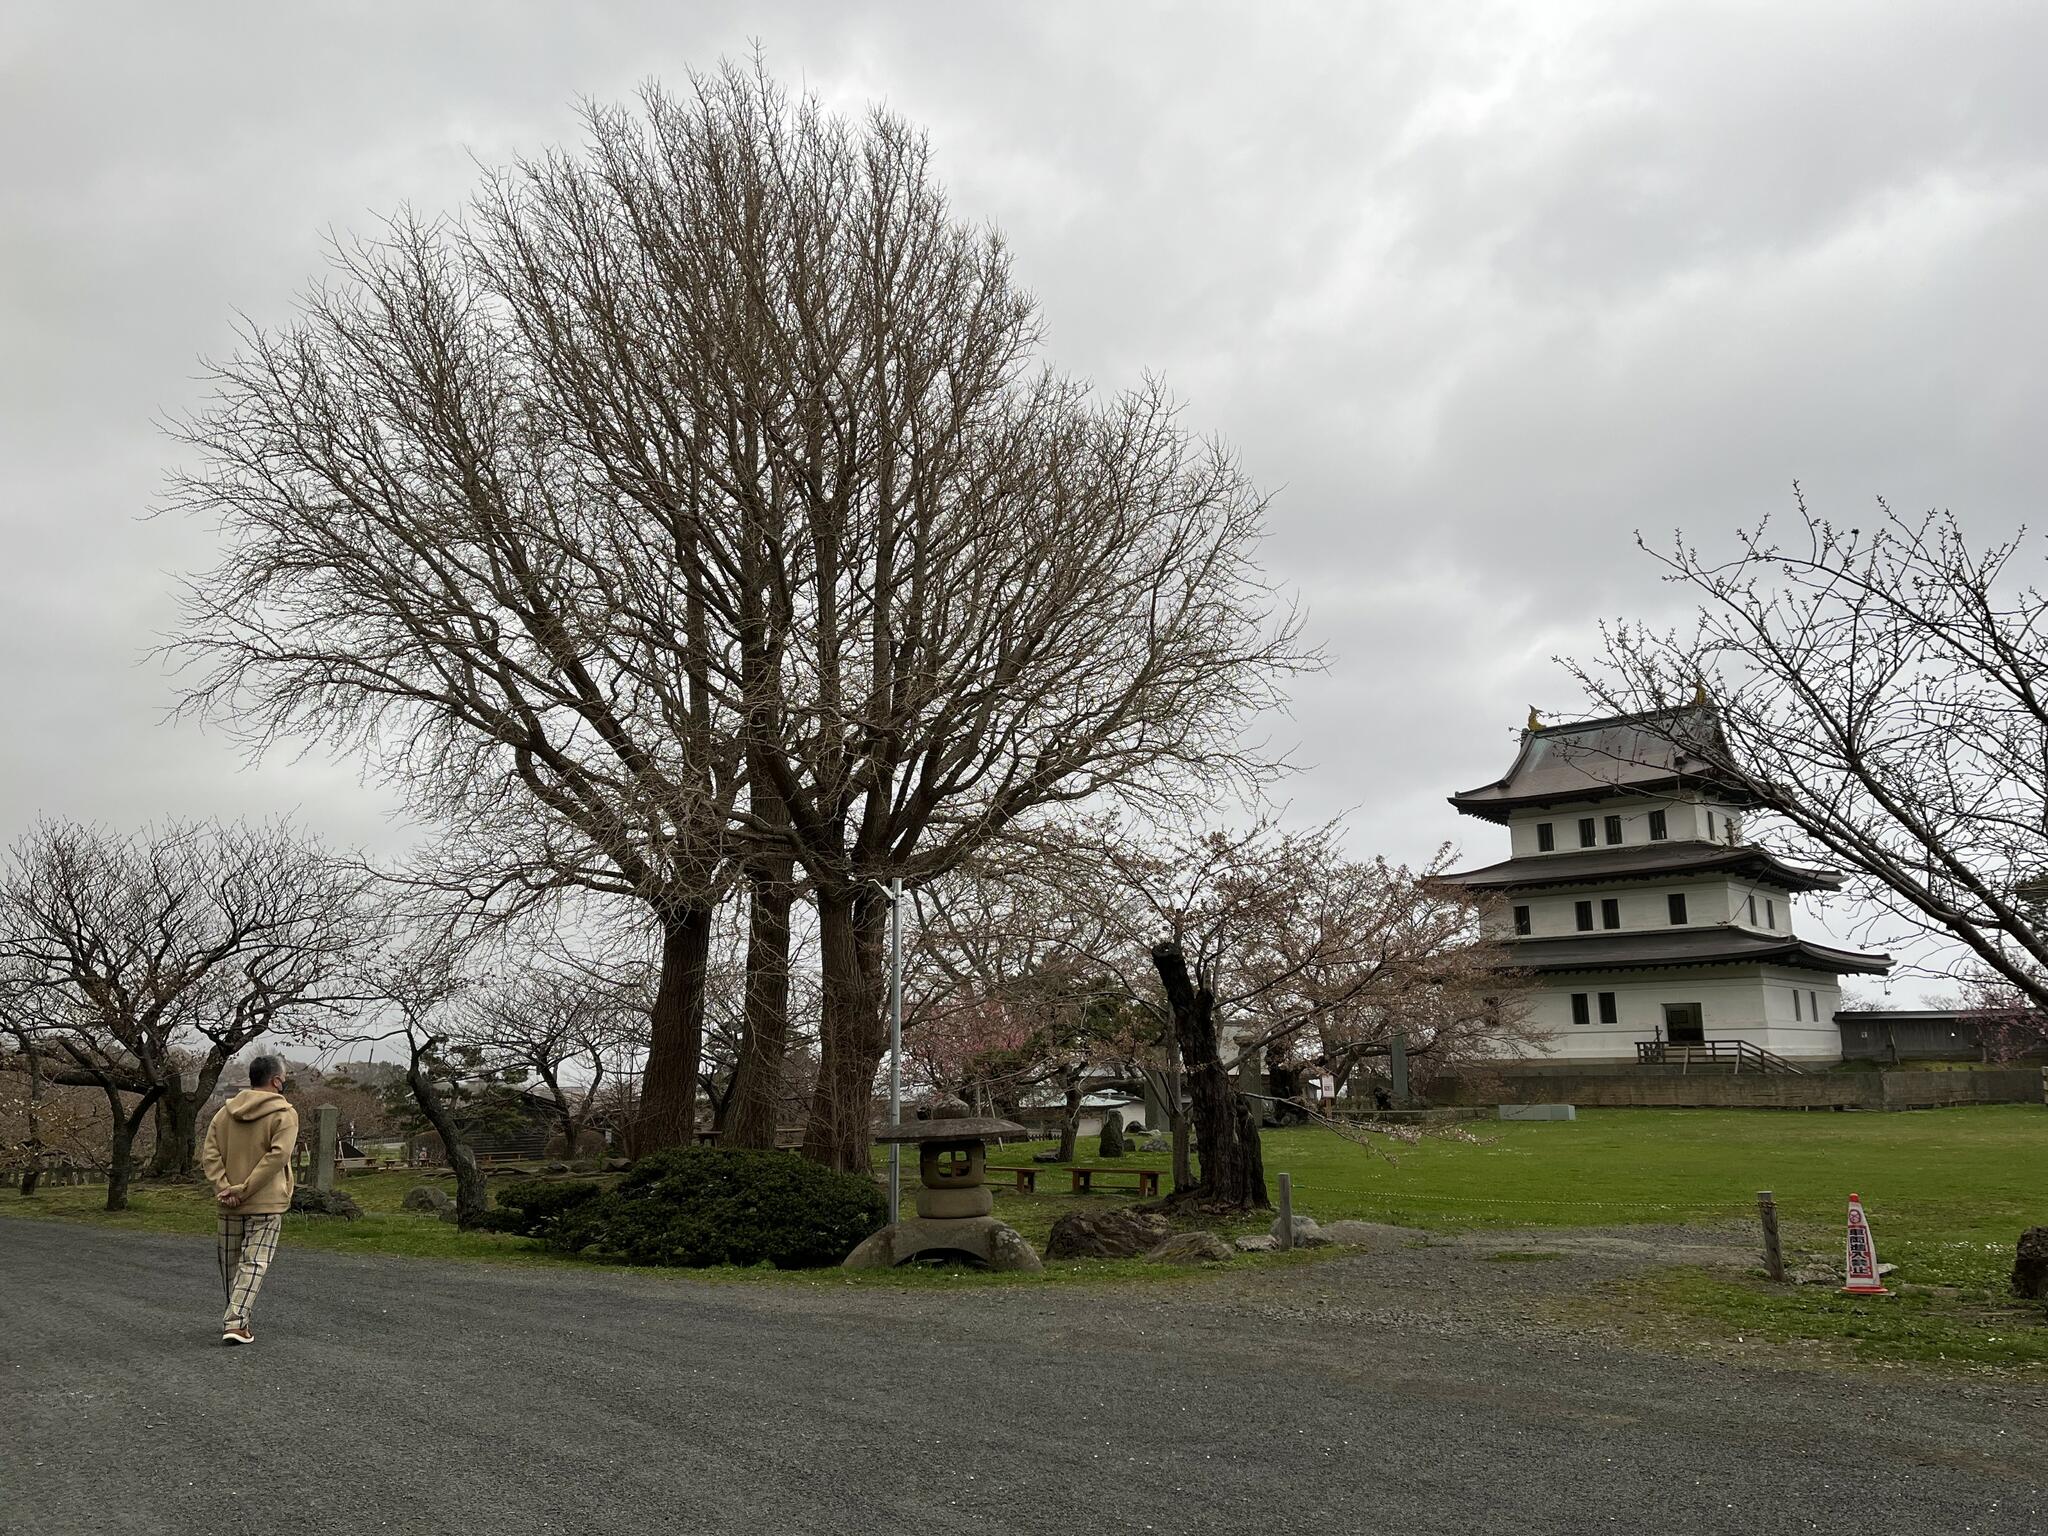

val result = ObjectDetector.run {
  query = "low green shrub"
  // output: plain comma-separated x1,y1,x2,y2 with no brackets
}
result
545,1147,886,1269
490,1178,604,1238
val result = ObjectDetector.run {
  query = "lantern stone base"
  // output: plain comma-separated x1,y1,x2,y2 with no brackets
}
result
842,1215,1043,1273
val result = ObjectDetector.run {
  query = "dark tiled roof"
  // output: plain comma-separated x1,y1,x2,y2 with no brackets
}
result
1501,925,1891,976
1440,842,1841,893
1450,708,1753,823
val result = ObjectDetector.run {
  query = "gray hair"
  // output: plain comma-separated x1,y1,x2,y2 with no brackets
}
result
248,1054,284,1088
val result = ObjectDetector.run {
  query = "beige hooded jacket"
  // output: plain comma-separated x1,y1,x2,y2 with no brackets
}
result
200,1090,300,1215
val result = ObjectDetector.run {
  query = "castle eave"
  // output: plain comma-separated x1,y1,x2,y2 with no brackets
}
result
1499,927,1891,976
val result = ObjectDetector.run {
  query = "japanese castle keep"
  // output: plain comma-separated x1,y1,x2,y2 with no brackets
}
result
1443,707,1891,1067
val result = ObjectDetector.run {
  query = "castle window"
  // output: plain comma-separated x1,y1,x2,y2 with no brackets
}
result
1766,898,1776,928
1708,810,1718,838
1513,904,1530,936
1794,991,1803,1020
1810,989,1821,1019
1668,893,1688,925
1604,814,1623,845
1571,993,1591,1025
1578,817,1597,848
1537,822,1555,852
1600,898,1621,930
1746,893,1757,924
1648,809,1667,841
1598,992,1618,1024
1575,900,1594,931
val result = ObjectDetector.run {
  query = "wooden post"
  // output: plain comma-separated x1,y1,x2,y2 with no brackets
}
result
1277,1171,1294,1251
1757,1189,1784,1281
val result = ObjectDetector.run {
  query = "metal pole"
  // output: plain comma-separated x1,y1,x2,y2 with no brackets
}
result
888,877,903,1224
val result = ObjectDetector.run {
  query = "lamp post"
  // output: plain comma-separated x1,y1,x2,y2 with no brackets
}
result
887,875,904,1223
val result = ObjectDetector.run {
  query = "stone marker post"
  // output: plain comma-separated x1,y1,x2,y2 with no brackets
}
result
1756,1189,1784,1281
1389,1029,1411,1107
1277,1171,1295,1252
314,1105,339,1193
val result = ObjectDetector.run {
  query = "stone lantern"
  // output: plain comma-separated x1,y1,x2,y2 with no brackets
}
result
842,1101,1043,1273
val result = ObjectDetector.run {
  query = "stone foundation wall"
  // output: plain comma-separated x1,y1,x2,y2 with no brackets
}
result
1439,1066,2046,1110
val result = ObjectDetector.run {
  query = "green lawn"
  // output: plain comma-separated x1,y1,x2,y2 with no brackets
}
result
6,1108,2045,1364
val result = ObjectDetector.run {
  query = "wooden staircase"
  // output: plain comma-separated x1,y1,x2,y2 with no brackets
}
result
1635,1039,1806,1075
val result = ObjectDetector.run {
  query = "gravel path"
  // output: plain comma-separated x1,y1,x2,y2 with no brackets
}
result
4,1219,2044,1535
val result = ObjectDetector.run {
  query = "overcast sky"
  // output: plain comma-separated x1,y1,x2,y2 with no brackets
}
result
4,2,2044,992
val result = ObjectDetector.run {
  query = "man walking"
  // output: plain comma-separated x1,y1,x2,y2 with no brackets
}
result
199,1055,299,1345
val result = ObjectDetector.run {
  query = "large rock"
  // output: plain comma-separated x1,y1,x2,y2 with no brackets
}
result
2014,1226,2048,1301
290,1187,362,1220
1269,1213,1331,1247
1146,1231,1233,1264
1046,1205,1171,1260
1140,1137,1170,1153
402,1184,453,1214
1234,1234,1280,1254
1098,1112,1126,1159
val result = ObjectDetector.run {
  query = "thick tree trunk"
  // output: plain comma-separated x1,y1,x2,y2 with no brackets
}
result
147,1052,227,1180
802,884,889,1173
407,1041,489,1227
1151,942,1267,1211
102,1087,162,1214
724,861,795,1150
1056,1083,1083,1162
629,902,715,1157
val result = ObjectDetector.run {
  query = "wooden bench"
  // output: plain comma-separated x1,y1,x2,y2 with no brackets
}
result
1068,1166,1165,1197
984,1164,1166,1197
694,1128,806,1150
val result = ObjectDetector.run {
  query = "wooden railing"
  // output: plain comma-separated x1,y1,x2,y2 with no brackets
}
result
1635,1039,1805,1075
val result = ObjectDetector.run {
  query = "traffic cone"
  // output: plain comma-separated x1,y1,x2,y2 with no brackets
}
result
1841,1192,1889,1296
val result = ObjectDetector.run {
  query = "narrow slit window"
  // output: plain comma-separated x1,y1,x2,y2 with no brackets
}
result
1604,814,1623,845
1537,822,1555,852
1708,810,1717,838
1571,993,1590,1025
1578,817,1597,848
1575,900,1594,932
1766,898,1776,928
1794,991,1803,1020
1513,904,1531,936
1746,893,1757,924
1668,893,1688,925
1810,989,1820,1020
1648,809,1667,841
1600,898,1621,930
1597,992,1618,1024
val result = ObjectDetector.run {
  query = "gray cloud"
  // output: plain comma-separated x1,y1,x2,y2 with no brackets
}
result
2,2,2040,987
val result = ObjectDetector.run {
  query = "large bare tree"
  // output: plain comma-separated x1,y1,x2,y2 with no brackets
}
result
171,62,1308,1171
1570,496,2048,1008
0,820,370,1209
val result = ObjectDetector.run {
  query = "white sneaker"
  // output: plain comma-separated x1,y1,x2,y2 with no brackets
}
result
221,1326,255,1346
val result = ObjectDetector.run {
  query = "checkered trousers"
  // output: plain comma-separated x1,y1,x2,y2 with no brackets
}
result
217,1212,283,1330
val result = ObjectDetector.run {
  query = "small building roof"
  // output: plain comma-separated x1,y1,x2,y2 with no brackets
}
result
1499,925,1891,976
1450,708,1753,824
1440,842,1842,894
